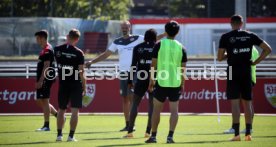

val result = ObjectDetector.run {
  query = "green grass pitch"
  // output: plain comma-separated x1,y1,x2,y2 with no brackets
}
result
0,115,275,147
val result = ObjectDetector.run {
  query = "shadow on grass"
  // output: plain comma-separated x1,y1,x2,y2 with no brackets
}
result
174,140,229,144
82,137,122,141
0,119,18,122
0,131,32,134
95,140,228,147
76,131,119,134
0,141,52,146
182,132,224,135
254,135,276,138
97,143,146,147
82,136,145,141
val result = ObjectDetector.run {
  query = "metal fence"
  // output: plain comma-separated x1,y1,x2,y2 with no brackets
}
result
0,17,121,56
1,61,276,78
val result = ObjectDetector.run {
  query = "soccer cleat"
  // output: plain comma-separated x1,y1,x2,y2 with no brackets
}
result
223,128,235,134
36,127,50,131
167,137,175,144
229,135,241,141
122,133,134,139
245,135,252,141
145,137,157,143
144,133,150,138
67,136,78,142
120,126,135,132
240,129,253,134
56,136,63,142
119,126,128,132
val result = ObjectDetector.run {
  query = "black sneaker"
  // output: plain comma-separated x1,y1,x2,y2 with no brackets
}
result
145,137,157,143
167,137,175,144
119,126,128,132
120,126,136,132
36,127,50,131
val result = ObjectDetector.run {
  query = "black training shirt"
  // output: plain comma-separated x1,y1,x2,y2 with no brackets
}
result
130,41,155,83
54,44,84,84
219,29,263,66
36,43,55,82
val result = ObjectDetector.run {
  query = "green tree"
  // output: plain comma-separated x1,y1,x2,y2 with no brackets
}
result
87,0,133,20
0,0,133,20
0,0,50,17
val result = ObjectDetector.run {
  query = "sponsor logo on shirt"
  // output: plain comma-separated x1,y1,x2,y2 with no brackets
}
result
236,36,250,41
57,64,73,69
61,52,76,58
56,51,61,57
233,48,238,54
229,37,236,43
144,48,153,52
140,59,145,64
140,59,152,64
138,48,144,53
138,47,153,54
146,60,152,64
233,48,250,54
230,36,250,43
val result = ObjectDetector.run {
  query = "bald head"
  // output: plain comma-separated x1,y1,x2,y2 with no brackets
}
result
121,20,131,26
121,20,131,37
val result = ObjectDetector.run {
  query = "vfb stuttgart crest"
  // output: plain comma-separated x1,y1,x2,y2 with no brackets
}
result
264,84,276,108
82,84,96,107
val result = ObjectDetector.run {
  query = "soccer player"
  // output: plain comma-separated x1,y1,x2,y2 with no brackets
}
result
218,15,272,141
86,21,166,131
123,29,158,138
54,29,86,142
146,21,187,144
34,30,57,131
223,46,259,134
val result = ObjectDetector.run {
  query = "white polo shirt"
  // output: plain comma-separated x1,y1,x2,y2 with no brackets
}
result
108,35,144,71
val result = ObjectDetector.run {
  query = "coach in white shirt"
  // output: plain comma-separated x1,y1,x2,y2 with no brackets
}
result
86,20,166,131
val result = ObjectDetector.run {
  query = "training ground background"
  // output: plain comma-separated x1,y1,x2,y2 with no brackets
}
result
0,114,275,147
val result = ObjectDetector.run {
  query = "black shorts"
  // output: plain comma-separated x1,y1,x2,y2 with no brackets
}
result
153,82,181,103
134,80,149,97
119,71,133,97
36,80,54,99
58,82,83,109
227,66,252,100
120,79,133,97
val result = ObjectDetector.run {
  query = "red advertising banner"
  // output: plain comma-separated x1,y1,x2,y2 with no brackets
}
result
0,78,275,113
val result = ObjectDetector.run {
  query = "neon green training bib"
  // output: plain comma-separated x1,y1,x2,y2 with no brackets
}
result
157,39,183,87
251,46,259,84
